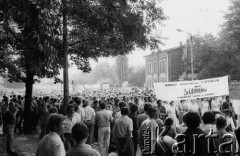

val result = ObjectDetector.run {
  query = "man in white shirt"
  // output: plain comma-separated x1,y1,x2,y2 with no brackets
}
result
74,97,85,122
83,100,96,145
64,104,81,147
36,114,66,156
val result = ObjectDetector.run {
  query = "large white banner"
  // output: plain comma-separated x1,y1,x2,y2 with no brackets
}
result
154,76,229,101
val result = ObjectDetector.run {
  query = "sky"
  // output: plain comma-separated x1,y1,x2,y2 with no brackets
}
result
89,0,231,68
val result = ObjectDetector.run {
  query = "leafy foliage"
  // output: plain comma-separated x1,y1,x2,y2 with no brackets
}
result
0,0,62,82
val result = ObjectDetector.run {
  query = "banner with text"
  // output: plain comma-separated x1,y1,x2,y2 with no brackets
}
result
154,76,229,101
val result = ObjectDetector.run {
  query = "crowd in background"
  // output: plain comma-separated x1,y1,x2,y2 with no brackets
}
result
0,88,240,156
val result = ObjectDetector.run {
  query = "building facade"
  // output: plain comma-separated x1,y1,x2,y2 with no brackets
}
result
145,45,185,89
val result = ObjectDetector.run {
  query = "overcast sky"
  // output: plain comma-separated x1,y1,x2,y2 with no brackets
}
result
88,0,230,68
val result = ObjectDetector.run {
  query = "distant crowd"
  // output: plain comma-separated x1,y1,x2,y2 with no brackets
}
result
0,88,240,156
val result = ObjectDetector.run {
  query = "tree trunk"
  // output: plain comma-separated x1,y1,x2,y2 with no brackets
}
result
23,70,34,134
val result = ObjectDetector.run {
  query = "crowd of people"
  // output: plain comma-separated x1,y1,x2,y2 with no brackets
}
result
0,88,240,156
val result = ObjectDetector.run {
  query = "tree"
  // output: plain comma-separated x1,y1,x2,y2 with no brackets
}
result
115,55,128,87
190,34,240,79
0,0,167,133
128,65,145,87
0,0,62,133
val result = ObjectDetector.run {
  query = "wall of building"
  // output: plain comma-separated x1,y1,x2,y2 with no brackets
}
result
145,46,184,89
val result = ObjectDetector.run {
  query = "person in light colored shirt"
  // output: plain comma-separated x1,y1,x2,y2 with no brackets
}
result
113,107,134,156
36,114,66,156
114,102,127,121
95,102,113,156
83,100,96,145
66,123,101,156
64,104,81,148
74,97,85,122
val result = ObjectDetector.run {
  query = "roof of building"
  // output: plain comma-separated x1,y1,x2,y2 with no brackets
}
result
144,45,185,58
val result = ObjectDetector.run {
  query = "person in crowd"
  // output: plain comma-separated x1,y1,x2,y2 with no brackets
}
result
222,96,236,131
74,97,85,122
31,97,39,131
36,114,66,156
200,111,216,133
113,107,134,156
112,98,120,119
137,103,151,129
179,111,210,156
156,99,167,121
114,102,127,121
175,100,187,125
38,101,49,140
139,106,159,155
66,123,101,156
4,101,18,156
1,96,9,135
128,104,138,156
188,99,201,115
200,98,210,117
211,96,221,113
167,101,178,129
83,100,96,145
176,112,187,133
160,117,176,139
213,115,237,156
95,102,113,156
64,104,81,148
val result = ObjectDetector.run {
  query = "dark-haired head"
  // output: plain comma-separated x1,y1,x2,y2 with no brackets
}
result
148,106,157,119
99,102,106,110
119,102,127,109
72,123,89,143
130,104,138,114
164,117,173,127
216,115,227,129
185,112,201,129
144,103,152,114
202,111,215,124
48,114,65,134
121,107,129,115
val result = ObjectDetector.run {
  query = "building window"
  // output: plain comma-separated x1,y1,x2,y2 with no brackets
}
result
159,58,167,73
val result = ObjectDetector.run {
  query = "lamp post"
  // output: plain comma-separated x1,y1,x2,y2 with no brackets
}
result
177,29,194,80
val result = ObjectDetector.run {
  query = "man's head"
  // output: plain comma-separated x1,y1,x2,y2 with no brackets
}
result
216,115,227,130
119,101,127,109
226,96,230,102
157,100,162,106
148,106,157,119
9,101,16,112
144,103,152,114
185,112,201,129
121,107,129,116
99,102,106,110
130,104,138,114
72,123,89,143
67,104,75,117
48,114,65,135
164,117,173,127
202,111,215,124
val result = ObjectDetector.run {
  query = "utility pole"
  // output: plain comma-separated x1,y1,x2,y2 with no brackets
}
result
62,0,69,114
177,29,194,80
